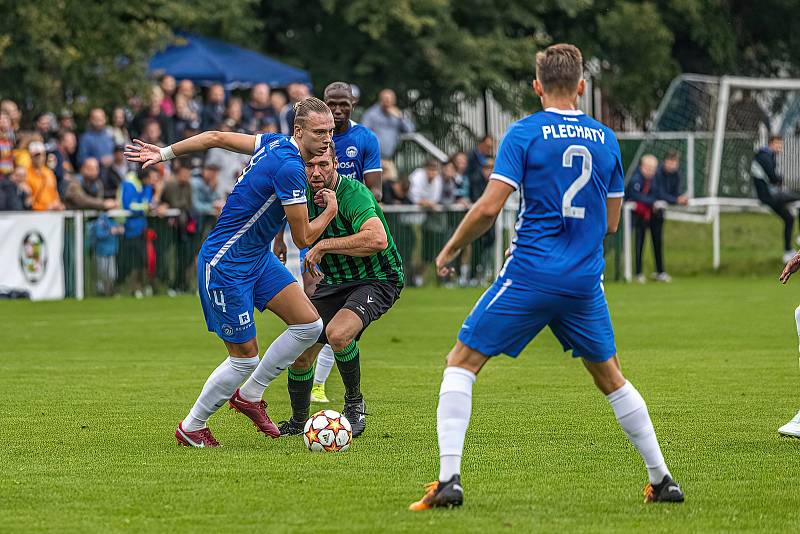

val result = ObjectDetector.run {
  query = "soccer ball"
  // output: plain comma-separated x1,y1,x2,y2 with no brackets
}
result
303,410,352,452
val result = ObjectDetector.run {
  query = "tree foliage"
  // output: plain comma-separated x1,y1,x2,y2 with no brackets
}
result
0,0,798,132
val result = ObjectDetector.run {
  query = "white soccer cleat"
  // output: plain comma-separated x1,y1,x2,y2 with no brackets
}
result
778,410,800,437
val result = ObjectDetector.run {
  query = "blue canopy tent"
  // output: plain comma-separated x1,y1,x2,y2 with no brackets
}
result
149,33,311,89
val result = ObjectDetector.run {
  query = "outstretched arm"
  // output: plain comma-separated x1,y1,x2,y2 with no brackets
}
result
435,180,513,276
124,131,257,168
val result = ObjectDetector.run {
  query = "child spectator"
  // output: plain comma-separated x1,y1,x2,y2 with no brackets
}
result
92,213,125,296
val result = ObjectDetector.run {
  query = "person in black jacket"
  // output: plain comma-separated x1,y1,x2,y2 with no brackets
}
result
751,136,800,262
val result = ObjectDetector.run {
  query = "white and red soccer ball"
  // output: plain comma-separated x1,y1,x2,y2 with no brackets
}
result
303,409,352,452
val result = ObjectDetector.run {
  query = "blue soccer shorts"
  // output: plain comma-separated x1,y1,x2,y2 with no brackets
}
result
458,275,617,362
198,253,297,343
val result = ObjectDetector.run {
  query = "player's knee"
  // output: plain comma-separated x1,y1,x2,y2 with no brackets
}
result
288,318,324,346
227,338,259,358
326,325,353,353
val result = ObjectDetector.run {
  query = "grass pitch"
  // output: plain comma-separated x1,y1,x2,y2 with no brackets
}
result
2,278,799,532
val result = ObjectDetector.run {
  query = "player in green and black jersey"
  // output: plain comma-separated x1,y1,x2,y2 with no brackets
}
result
278,140,403,437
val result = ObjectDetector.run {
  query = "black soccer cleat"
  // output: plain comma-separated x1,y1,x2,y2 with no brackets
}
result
644,475,685,503
342,398,367,438
277,418,305,437
409,475,464,511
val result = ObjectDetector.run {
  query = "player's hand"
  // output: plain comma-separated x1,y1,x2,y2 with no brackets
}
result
315,188,338,213
780,251,800,283
124,139,162,169
304,245,325,276
435,245,460,278
273,236,287,264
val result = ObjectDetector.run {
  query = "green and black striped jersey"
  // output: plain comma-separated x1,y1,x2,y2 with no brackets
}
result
308,177,404,286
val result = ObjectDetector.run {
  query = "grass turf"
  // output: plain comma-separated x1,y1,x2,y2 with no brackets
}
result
2,278,799,532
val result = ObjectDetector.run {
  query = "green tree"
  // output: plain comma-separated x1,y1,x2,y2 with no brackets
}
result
0,0,261,121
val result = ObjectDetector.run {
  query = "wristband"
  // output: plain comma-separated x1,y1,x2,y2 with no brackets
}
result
159,145,176,162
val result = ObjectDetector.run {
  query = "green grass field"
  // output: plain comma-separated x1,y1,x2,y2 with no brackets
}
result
2,278,800,532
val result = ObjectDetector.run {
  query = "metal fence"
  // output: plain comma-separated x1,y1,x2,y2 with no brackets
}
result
58,203,626,299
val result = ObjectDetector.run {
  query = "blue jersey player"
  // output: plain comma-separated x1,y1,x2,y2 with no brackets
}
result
125,98,339,448
410,44,684,510
274,82,383,404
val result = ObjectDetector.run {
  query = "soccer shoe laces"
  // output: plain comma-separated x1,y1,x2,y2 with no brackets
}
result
198,428,220,447
643,483,655,503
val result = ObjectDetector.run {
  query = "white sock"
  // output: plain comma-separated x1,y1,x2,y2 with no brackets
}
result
183,356,258,432
794,306,800,353
437,366,476,482
239,319,323,402
314,344,335,385
607,380,671,484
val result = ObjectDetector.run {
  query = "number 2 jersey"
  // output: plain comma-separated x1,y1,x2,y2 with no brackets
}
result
199,133,307,282
491,108,624,298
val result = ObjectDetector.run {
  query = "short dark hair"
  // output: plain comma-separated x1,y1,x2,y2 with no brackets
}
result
324,82,353,99
535,43,583,96
769,135,784,144
173,155,192,171
664,150,680,161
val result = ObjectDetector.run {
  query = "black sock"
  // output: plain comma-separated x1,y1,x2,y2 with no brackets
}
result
287,367,313,422
334,340,362,403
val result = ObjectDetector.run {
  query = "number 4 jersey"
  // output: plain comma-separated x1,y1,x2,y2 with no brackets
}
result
491,108,624,298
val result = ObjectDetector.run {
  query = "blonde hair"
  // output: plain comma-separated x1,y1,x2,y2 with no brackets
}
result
293,97,331,129
535,43,583,96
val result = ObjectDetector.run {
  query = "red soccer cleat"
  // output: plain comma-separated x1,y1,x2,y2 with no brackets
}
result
228,389,281,438
175,422,220,448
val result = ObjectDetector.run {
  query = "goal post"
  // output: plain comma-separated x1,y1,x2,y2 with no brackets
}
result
621,74,800,280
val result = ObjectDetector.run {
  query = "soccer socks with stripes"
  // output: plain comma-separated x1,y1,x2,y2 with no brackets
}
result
239,319,323,402
183,356,258,432
437,366,476,482
606,380,671,484
334,341,362,402
314,344,336,385
288,367,314,423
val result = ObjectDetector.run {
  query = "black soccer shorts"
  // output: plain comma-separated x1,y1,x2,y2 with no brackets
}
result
310,280,402,344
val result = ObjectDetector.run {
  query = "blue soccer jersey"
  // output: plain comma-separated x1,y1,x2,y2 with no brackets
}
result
197,133,306,342
458,108,624,361
492,108,624,298
332,120,382,182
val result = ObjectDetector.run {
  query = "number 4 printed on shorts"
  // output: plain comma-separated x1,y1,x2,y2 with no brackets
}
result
213,290,227,313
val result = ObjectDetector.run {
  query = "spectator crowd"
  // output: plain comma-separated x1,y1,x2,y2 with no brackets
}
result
1,78,499,295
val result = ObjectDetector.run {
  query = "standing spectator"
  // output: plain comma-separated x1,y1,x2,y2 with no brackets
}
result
451,151,470,201
34,113,57,148
223,96,244,132
0,112,14,178
407,159,444,286
466,135,495,202
656,151,690,206
626,154,672,283
270,90,288,127
119,167,157,299
139,119,165,147
92,213,125,296
751,135,800,262
110,106,131,147
174,79,201,139
1,99,21,132
159,75,177,117
161,156,195,294
58,111,76,133
201,84,226,131
280,82,310,134
242,83,276,133
191,161,224,239
102,145,130,199
203,122,249,199
0,166,32,211
78,108,115,166
64,157,118,211
52,129,78,196
26,141,63,211
134,88,174,144
362,88,415,181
